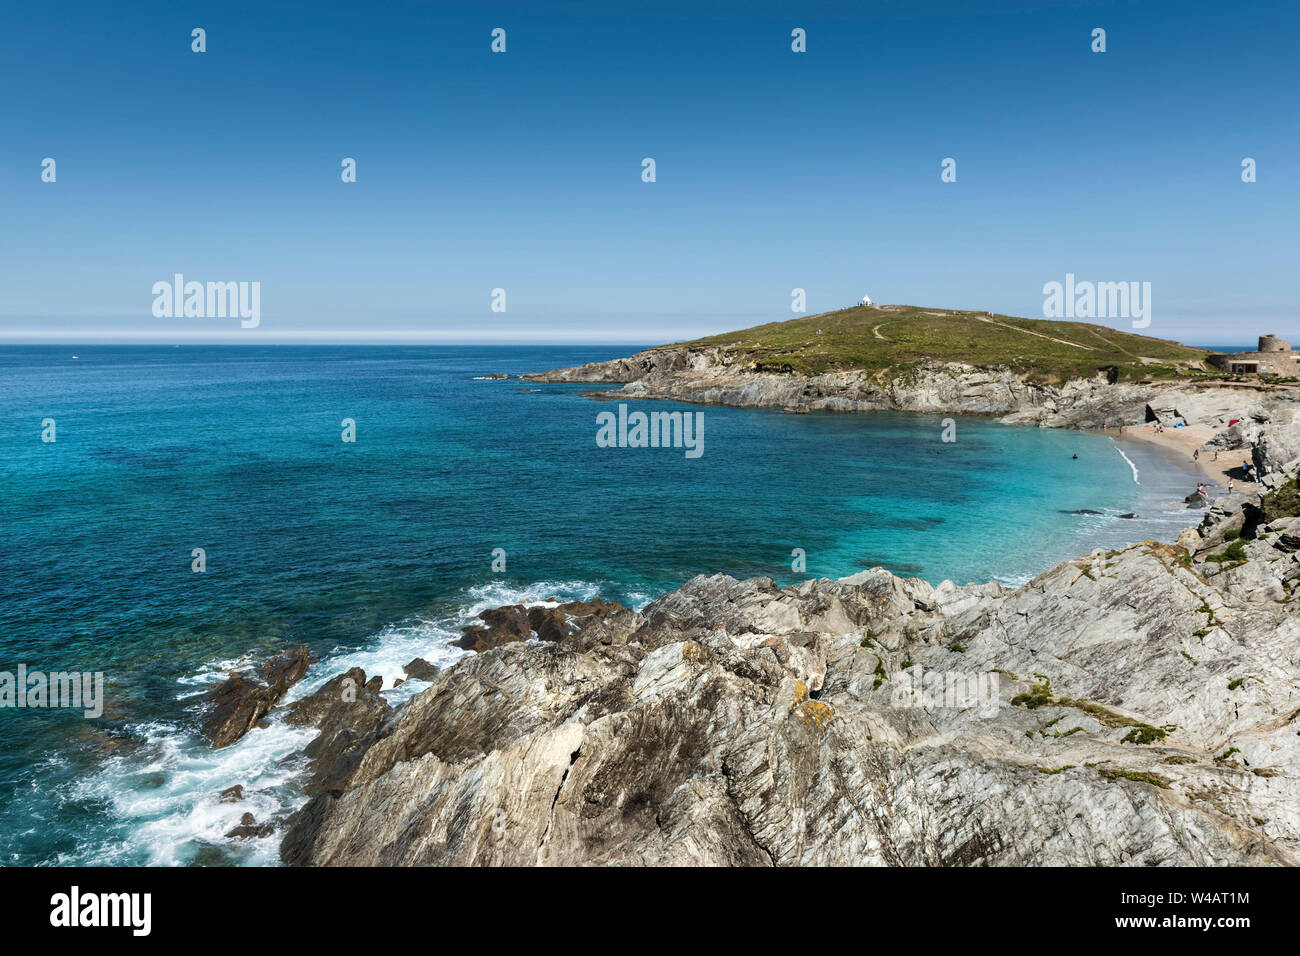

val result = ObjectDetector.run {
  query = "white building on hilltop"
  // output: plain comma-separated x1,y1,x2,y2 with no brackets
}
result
860,294,873,307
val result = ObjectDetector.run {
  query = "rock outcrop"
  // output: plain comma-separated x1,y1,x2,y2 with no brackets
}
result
284,667,392,797
201,646,315,748
403,658,440,682
274,463,1300,866
225,812,275,839
454,599,632,652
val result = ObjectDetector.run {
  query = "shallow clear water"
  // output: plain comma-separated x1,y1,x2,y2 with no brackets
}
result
0,345,1201,865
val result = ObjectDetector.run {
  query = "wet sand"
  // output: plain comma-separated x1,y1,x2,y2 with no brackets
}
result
1109,421,1258,494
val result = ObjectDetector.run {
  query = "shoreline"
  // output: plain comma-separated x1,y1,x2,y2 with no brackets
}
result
521,347,1299,484
1106,420,1259,494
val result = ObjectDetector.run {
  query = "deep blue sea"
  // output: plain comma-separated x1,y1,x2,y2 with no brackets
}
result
0,345,1202,865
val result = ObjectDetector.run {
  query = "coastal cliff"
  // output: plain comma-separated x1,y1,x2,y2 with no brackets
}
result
519,309,1300,474
267,461,1300,866
523,346,1157,421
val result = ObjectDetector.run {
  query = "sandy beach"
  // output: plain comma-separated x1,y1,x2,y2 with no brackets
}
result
1108,421,1259,495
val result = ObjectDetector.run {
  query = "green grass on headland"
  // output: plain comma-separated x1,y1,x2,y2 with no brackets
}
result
1261,477,1300,523
661,305,1211,383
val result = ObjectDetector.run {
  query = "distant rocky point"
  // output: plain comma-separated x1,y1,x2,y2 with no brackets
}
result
520,305,1300,475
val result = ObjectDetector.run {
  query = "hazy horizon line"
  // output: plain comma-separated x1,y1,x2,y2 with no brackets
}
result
0,338,1269,350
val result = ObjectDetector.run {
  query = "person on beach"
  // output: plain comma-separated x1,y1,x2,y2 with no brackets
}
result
1228,477,1234,495
1193,448,1199,463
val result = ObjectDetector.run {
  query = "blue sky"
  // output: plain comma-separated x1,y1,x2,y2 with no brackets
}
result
1,0,1296,345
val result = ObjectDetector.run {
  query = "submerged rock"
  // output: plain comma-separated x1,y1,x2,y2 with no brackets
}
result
225,812,275,839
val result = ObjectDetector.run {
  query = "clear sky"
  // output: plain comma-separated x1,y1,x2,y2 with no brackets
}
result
1,0,1296,345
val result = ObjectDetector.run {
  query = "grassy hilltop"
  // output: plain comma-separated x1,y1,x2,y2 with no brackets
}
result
660,305,1210,384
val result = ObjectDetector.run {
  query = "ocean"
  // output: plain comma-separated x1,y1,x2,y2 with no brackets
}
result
0,345,1202,865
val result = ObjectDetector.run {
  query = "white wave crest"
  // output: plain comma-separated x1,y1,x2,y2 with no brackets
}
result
1112,442,1141,485
56,577,634,866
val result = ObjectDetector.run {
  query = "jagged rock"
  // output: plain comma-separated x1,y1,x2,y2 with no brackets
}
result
219,784,244,803
454,600,634,654
1253,404,1300,474
225,812,275,839
403,658,440,682
527,599,631,646
1268,517,1300,553
526,605,569,643
1262,472,1289,492
1196,497,1250,553
455,605,534,651
285,668,368,727
260,646,314,687
285,667,391,797
201,646,314,748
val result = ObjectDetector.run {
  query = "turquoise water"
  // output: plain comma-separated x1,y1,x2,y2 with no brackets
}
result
0,345,1199,865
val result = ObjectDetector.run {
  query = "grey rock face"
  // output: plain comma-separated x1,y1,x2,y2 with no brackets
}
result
522,348,1300,437
277,465,1300,864
1251,395,1300,474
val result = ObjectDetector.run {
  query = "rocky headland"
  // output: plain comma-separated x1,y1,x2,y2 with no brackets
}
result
521,346,1300,475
